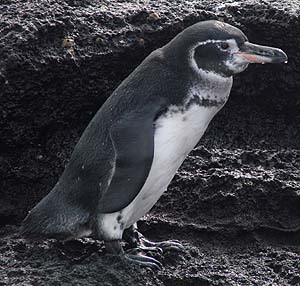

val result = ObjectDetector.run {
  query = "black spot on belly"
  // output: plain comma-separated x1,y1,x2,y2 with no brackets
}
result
142,193,151,201
120,222,125,230
117,214,123,223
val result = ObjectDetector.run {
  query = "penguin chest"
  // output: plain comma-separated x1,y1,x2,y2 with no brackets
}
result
122,104,220,226
98,104,220,240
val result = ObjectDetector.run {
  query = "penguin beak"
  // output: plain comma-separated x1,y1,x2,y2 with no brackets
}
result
236,42,288,64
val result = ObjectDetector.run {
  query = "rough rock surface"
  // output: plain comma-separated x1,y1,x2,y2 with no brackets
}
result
0,0,300,285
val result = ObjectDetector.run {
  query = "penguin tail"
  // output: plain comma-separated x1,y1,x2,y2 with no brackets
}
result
20,189,91,240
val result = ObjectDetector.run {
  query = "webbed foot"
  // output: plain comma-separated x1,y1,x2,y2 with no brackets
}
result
123,224,185,254
125,252,162,270
104,239,162,270
138,233,184,253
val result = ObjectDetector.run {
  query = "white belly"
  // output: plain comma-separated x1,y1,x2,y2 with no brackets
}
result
125,104,222,223
98,104,221,240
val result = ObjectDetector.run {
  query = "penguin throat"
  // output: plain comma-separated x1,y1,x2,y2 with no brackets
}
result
185,93,226,109
196,67,229,82
185,73,233,109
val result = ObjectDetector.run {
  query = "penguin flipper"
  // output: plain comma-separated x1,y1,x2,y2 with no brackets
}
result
98,107,157,213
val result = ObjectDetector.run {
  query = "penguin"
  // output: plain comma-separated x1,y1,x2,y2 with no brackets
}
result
21,20,287,269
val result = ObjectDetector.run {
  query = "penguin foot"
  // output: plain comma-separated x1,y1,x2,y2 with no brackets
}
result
124,252,162,270
123,225,184,254
104,239,162,270
137,232,185,253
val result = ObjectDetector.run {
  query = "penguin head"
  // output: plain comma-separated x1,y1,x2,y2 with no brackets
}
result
164,20,287,77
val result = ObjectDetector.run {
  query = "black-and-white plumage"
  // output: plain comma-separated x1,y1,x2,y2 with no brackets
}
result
21,20,287,269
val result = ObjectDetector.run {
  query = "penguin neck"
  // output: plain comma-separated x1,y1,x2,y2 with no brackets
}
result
185,68,233,110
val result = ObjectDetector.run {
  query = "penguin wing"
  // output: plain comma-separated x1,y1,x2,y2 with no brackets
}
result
98,107,157,213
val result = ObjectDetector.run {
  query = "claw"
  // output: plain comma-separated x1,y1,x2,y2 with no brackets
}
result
139,245,163,254
125,253,162,270
140,236,185,253
155,241,185,252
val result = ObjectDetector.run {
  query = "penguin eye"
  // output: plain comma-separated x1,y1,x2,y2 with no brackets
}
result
220,42,230,51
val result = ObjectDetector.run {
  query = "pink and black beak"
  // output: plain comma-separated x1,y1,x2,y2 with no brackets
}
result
236,42,288,64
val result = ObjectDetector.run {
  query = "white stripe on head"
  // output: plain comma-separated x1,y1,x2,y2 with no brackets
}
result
189,40,227,81
188,39,238,80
